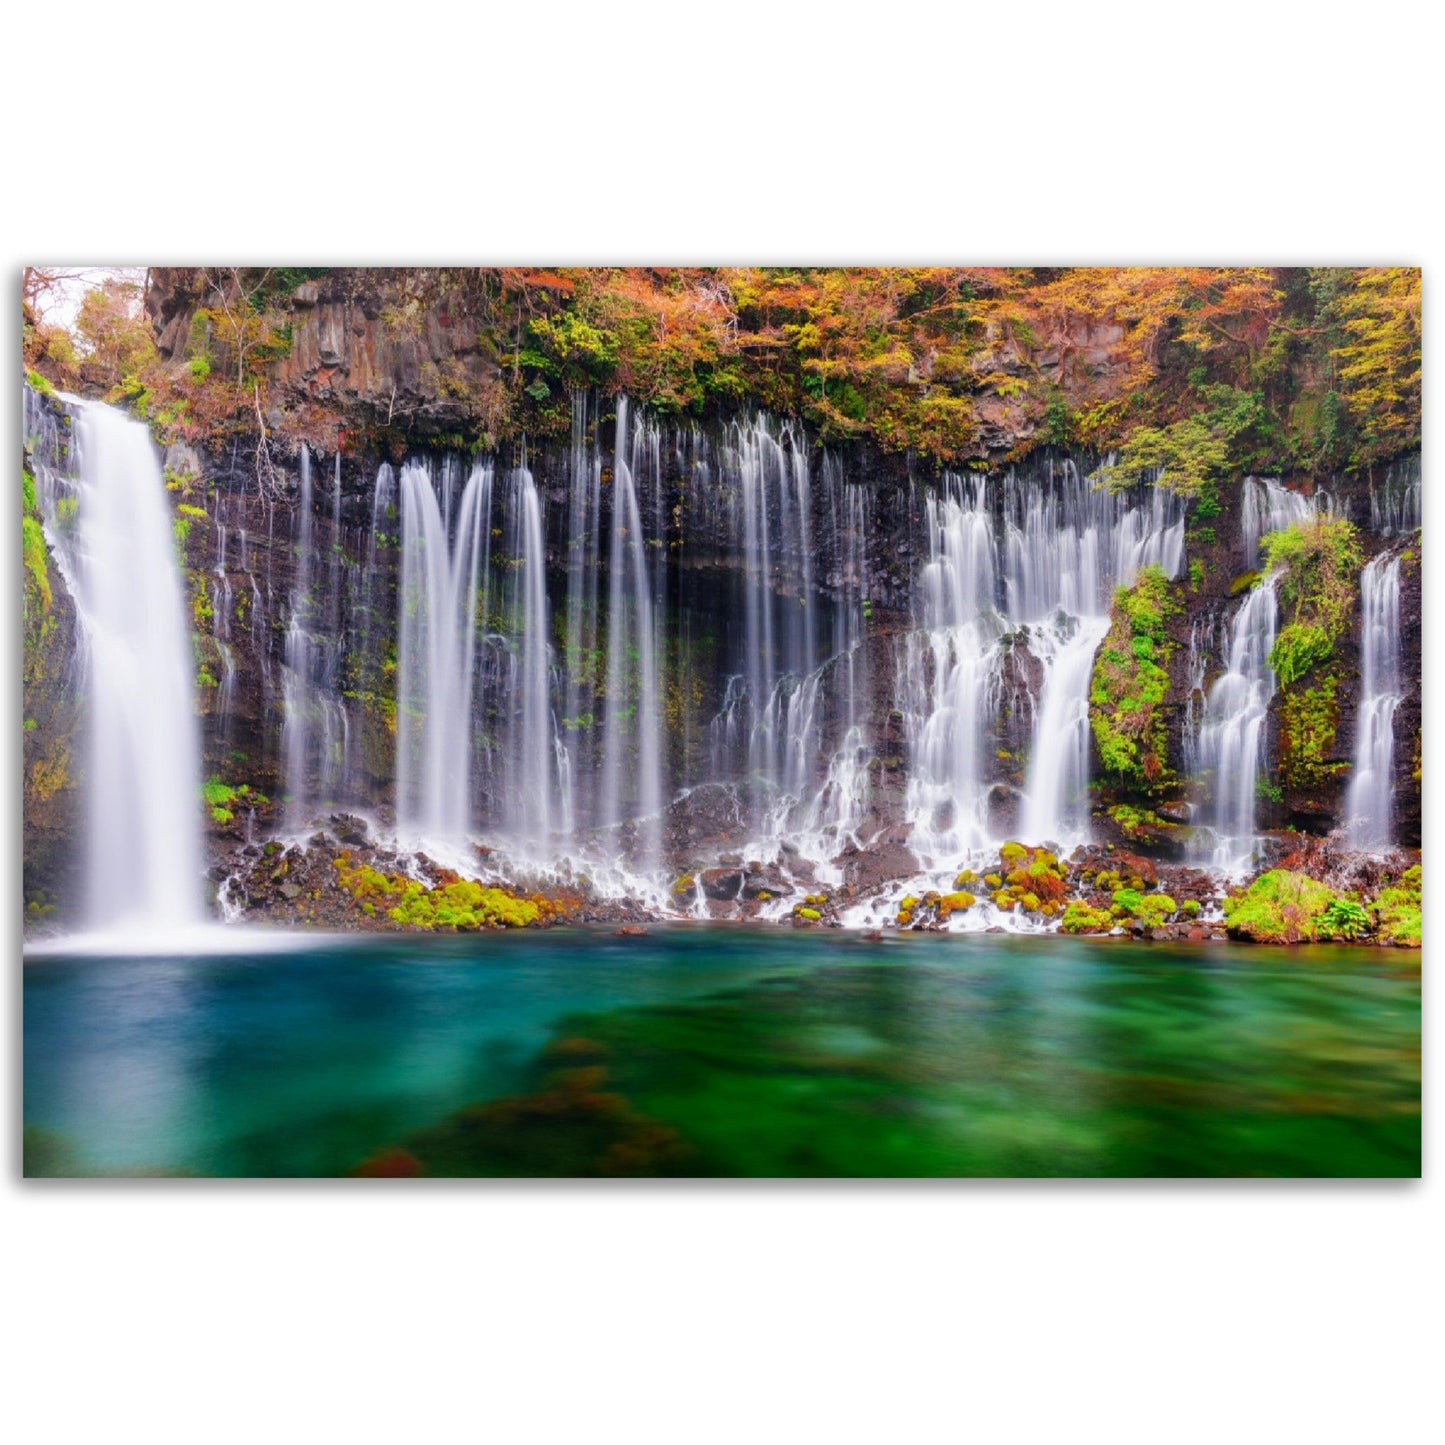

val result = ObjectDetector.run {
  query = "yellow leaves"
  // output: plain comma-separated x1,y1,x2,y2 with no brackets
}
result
1331,267,1421,462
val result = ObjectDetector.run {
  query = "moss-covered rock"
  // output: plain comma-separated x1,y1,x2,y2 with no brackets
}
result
1260,518,1364,796
1373,864,1421,947
1223,869,1334,944
1089,563,1181,798
1060,901,1114,934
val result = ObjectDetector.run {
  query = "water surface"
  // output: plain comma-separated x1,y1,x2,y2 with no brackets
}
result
23,928,1420,1178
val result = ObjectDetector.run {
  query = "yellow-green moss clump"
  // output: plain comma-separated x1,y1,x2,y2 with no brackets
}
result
1000,845,1068,904
333,855,555,930
1060,902,1114,934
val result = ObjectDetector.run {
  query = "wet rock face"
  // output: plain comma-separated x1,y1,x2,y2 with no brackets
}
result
21,559,83,914
1391,548,1424,847
21,321,1425,930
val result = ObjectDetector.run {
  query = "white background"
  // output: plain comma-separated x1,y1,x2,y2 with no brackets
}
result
4,4,1438,1441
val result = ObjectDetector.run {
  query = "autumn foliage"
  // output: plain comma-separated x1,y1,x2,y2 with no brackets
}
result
25,265,1421,480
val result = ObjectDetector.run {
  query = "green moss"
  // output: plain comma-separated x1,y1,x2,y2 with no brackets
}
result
1089,564,1180,795
201,778,238,808
1182,900,1201,918
1276,676,1343,792
333,856,549,930
22,514,51,612
26,368,56,396
1259,518,1364,793
1111,887,1145,915
1262,518,1364,638
1223,869,1334,943
794,907,822,922
210,806,234,824
1107,803,1166,837
1374,864,1421,947
1271,622,1334,686
1060,902,1113,934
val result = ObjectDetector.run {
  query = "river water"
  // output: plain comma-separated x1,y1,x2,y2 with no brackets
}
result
23,929,1419,1178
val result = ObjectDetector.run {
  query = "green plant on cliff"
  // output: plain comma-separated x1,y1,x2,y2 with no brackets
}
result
22,469,52,614
1260,518,1363,792
1089,563,1180,795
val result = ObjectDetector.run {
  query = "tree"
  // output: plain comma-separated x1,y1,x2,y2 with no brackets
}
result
1330,267,1421,465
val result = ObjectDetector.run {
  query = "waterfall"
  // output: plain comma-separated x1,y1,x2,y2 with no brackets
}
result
786,457,873,863
599,397,665,864
1191,577,1278,871
1018,613,1111,844
211,511,238,744
27,395,204,929
562,393,604,829
505,460,569,849
1241,477,1333,569
1344,554,1402,848
280,447,351,825
395,459,491,842
902,463,1184,859
1368,456,1421,536
902,476,1003,858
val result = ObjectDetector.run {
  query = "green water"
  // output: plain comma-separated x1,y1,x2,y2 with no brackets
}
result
23,928,1420,1177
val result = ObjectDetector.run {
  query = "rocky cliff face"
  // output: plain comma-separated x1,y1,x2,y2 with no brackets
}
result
20,368,1423,923
146,269,512,445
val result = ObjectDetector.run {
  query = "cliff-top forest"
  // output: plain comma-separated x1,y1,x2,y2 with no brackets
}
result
23,265,1421,488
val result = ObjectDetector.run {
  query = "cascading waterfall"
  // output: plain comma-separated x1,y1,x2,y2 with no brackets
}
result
902,463,1184,862
504,460,570,850
1190,577,1278,871
599,398,665,865
1344,554,1402,848
24,372,1420,933
280,446,352,825
562,393,604,828
27,394,203,929
902,476,1002,858
1368,456,1421,536
1241,476,1334,569
789,458,873,863
395,458,491,842
211,512,238,744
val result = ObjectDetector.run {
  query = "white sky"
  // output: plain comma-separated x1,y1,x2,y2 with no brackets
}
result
28,266,147,328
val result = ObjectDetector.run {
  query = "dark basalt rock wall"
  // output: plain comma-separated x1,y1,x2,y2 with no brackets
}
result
20,351,1424,919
